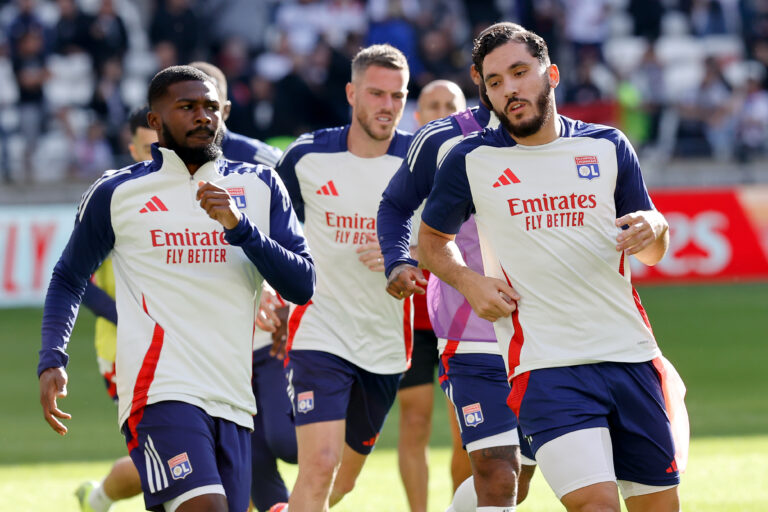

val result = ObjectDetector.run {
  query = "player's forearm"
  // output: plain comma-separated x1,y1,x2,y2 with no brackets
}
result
81,281,118,324
633,211,670,266
225,215,316,304
377,196,419,277
418,224,475,295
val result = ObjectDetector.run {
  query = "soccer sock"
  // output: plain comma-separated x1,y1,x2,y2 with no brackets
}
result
449,476,476,512
477,507,516,511
88,483,115,512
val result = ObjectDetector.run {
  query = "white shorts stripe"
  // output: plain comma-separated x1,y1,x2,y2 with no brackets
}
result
144,450,156,493
146,435,169,490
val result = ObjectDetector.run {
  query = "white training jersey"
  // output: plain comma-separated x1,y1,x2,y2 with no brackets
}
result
422,116,661,379
39,146,313,430
277,126,414,374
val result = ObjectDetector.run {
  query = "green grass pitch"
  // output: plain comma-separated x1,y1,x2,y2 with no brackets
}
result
1,283,767,510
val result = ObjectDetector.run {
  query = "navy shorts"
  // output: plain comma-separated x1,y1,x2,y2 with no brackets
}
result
439,352,519,448
122,401,251,512
286,349,400,455
399,329,438,389
516,361,680,486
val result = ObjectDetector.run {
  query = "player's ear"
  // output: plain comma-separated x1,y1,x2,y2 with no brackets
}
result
147,110,161,132
221,100,232,122
345,82,355,107
414,109,422,126
548,64,560,88
128,143,139,162
469,64,482,86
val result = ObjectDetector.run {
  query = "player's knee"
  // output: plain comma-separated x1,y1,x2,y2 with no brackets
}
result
471,449,520,501
516,465,536,504
301,449,341,482
400,410,431,444
331,472,357,499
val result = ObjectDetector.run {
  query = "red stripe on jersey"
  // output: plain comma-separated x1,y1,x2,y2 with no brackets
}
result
438,339,460,384
151,196,168,211
618,251,625,276
504,168,521,183
618,252,653,332
284,300,312,367
126,296,165,451
500,266,525,378
506,371,529,417
328,181,339,196
403,297,413,368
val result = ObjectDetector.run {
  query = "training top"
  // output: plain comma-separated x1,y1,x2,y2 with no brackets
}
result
277,126,414,374
378,104,500,355
422,116,661,378
38,145,314,430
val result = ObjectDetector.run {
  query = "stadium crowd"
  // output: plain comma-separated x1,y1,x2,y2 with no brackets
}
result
1,0,768,185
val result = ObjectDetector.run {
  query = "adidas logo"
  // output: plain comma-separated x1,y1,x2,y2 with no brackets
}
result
139,196,168,213
492,168,521,187
666,460,678,473
316,181,339,196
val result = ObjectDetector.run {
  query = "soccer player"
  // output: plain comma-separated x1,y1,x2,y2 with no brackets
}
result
378,23,535,512
188,60,297,512
419,25,681,511
393,79,470,512
38,65,315,512
274,44,412,512
74,106,155,512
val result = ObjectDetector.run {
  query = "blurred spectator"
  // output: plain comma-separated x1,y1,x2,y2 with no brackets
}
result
688,0,729,36
562,0,611,62
416,28,467,90
628,0,664,41
11,24,49,183
6,0,49,56
628,46,666,146
150,0,200,65
86,0,128,78
89,56,127,153
68,118,114,181
735,73,768,163
565,58,603,105
366,0,425,82
677,57,739,159
53,0,92,55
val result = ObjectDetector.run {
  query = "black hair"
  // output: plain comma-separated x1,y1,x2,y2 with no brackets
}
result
471,24,550,76
147,65,215,108
188,61,228,103
128,105,151,135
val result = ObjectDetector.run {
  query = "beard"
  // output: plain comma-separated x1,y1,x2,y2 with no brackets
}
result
162,122,223,166
356,109,395,142
494,76,554,140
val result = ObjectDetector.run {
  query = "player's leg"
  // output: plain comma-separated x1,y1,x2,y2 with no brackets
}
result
250,345,296,511
624,487,679,511
330,364,402,506
101,456,142,500
442,353,521,509
122,400,250,512
516,427,537,504
446,395,472,492
285,350,356,512
396,329,437,512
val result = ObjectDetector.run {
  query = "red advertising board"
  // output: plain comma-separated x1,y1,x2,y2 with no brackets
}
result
630,187,768,283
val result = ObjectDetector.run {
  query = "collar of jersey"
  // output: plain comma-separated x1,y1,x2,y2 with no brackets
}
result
151,144,224,181
498,114,568,149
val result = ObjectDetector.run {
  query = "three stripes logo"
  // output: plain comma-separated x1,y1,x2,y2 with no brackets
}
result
492,168,521,188
139,196,168,213
316,181,339,196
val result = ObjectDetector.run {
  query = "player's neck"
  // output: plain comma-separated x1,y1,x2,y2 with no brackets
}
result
347,121,392,158
508,108,561,147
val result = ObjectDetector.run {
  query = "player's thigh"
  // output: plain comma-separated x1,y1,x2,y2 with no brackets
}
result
398,383,434,428
122,401,249,512
440,353,518,448
345,367,401,454
398,328,438,390
286,350,355,425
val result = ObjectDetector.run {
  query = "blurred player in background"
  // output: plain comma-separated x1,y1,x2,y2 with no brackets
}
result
379,23,538,512
189,61,298,512
274,44,412,512
393,79,470,512
74,106,154,512
38,65,315,512
419,24,682,512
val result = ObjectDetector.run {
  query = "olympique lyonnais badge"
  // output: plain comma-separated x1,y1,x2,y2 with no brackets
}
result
575,155,600,180
167,452,193,480
227,187,247,208
462,402,484,427
297,391,315,413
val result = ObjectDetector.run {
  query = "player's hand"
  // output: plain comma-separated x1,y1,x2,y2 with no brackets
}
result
39,367,71,435
356,235,385,272
615,211,666,255
460,274,520,322
196,181,242,230
269,305,290,360
256,286,282,333
386,263,428,299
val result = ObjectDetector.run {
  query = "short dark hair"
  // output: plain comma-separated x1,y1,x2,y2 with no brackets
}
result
472,24,550,76
188,61,228,103
351,44,409,81
128,105,151,135
147,65,216,108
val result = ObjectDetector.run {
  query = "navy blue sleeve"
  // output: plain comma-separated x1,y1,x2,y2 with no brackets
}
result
612,130,654,218
225,169,315,305
39,182,116,376
421,142,475,235
378,128,446,277
81,281,118,324
274,137,308,223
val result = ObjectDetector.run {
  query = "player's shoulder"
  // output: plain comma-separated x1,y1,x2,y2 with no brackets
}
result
222,130,283,168
561,115,630,148
77,160,157,219
406,116,462,163
219,159,277,186
279,126,348,163
387,128,414,158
